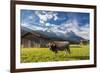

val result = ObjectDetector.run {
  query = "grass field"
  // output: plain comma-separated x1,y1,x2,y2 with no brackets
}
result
21,45,89,63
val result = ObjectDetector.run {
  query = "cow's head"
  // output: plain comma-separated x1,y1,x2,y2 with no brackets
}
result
48,42,56,50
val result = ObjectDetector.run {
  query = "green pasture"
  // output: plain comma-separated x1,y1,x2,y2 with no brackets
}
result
21,45,89,63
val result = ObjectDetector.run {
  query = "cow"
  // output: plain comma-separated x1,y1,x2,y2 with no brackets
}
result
49,41,70,54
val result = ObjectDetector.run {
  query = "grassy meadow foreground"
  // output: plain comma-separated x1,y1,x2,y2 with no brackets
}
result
21,45,89,63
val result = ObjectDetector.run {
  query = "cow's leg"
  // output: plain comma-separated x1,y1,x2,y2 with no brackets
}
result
67,48,71,54
66,45,70,54
54,50,58,58
55,50,58,54
64,49,68,54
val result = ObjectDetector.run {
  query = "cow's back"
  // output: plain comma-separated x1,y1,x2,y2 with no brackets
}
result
54,41,69,47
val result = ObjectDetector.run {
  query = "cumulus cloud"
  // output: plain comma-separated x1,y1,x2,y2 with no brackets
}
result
53,13,58,21
35,11,59,24
78,24,90,40
21,10,90,40
22,13,39,26
40,20,45,24
60,19,90,40
45,23,51,26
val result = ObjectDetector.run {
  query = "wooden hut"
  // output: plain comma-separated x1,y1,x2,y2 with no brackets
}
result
21,32,49,48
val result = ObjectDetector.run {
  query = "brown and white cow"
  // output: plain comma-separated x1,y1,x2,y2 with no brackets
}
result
49,41,70,54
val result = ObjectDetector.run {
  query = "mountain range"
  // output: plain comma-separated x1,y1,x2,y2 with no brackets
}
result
21,23,87,43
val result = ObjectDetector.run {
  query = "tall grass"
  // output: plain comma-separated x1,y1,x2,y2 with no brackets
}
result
21,45,89,63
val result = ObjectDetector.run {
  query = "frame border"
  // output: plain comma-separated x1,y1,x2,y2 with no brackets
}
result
10,1,97,73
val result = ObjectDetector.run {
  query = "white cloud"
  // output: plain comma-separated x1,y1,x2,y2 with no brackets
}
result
45,23,56,27
35,11,58,24
22,13,90,40
28,16,33,20
21,23,28,26
78,24,90,40
23,14,38,25
22,23,47,31
60,19,79,32
45,23,51,26
59,19,90,40
35,11,47,23
54,15,58,21
77,31,89,40
39,14,48,22
45,12,54,19
40,20,45,24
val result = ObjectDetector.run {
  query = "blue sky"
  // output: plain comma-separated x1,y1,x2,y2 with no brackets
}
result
21,9,90,40
21,9,89,27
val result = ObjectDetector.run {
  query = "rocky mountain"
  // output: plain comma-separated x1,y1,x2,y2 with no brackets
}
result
21,23,85,43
